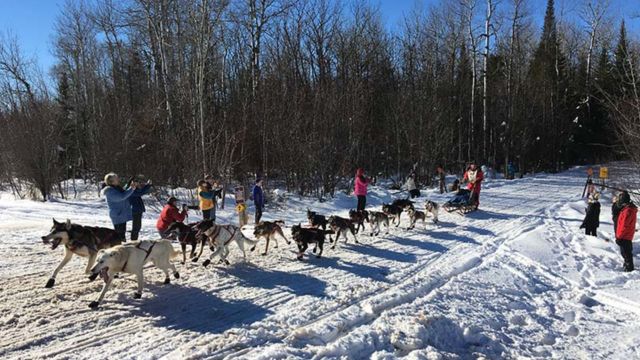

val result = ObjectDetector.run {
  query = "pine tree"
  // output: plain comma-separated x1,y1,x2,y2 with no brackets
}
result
528,0,571,171
613,20,631,94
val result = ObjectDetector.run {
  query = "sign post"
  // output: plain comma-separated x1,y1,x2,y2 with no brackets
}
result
234,186,247,227
599,167,609,191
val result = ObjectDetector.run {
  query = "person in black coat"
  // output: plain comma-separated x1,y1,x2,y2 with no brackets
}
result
580,192,600,237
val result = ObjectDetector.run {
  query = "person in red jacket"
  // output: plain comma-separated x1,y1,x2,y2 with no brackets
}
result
463,161,484,207
156,196,188,238
615,191,637,272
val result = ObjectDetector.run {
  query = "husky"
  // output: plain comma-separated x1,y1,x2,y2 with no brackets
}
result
367,211,390,236
307,209,329,230
407,207,427,229
291,224,334,260
196,223,259,266
41,219,121,288
165,221,208,264
391,199,414,211
253,220,290,255
349,210,369,234
382,203,403,227
87,239,181,309
424,200,440,223
328,215,358,248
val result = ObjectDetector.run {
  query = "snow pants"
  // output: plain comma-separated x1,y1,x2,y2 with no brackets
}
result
616,239,634,272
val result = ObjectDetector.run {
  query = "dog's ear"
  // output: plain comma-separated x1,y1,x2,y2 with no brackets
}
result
53,218,60,225
65,219,72,230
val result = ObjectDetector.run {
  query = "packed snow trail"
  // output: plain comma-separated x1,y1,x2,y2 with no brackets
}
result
0,163,639,359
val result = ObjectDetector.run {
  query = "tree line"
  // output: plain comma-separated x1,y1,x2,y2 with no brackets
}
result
0,0,638,200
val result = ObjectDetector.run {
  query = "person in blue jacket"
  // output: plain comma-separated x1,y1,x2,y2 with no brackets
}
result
126,175,153,240
252,178,264,224
101,172,135,241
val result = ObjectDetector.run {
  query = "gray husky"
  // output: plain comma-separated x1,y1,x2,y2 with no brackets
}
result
366,211,390,236
41,219,122,288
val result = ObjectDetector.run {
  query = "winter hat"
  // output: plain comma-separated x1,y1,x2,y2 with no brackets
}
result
167,196,178,205
104,173,119,186
356,168,364,177
619,191,631,205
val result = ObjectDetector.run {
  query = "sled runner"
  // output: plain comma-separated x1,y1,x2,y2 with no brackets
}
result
442,189,477,214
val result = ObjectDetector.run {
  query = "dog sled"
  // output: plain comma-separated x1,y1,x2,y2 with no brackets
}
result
442,189,477,214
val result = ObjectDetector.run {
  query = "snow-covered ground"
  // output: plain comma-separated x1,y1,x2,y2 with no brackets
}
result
1,163,639,359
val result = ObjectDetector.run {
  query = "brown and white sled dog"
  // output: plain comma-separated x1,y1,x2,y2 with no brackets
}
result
424,200,439,223
253,220,290,255
196,223,259,266
41,219,121,288
367,211,390,236
87,239,181,309
406,207,426,229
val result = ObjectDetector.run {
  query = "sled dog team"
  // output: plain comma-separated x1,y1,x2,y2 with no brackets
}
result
40,197,437,309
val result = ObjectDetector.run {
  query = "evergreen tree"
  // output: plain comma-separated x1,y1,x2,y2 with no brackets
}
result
528,0,572,171
614,20,632,94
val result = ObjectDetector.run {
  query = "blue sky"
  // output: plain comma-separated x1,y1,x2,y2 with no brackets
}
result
1,0,638,74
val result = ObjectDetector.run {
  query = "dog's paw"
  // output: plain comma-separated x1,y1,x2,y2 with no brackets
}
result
296,256,304,261
250,246,256,252
180,261,185,265
88,273,98,282
224,260,231,265
286,241,291,245
133,292,142,299
45,278,55,288
202,259,211,267
163,278,170,285
88,301,100,309
261,252,267,256
174,272,180,279
316,255,322,258
192,257,199,263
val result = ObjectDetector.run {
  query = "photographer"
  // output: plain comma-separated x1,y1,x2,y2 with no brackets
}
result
126,175,153,240
156,196,188,239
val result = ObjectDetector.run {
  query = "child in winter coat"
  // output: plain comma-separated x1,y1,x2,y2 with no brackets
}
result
580,192,600,237
156,197,188,238
101,173,135,241
354,168,370,211
615,191,637,272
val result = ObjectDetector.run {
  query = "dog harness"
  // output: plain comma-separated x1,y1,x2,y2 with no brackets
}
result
206,225,239,246
121,242,156,272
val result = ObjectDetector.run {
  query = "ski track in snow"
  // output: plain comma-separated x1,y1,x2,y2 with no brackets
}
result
1,163,640,359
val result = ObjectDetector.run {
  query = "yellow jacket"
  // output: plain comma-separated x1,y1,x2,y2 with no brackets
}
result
197,185,215,210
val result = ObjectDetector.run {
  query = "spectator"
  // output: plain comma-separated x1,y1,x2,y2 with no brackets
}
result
101,173,135,241
580,192,600,237
252,178,265,224
354,168,371,211
126,175,152,241
615,191,637,272
405,173,420,198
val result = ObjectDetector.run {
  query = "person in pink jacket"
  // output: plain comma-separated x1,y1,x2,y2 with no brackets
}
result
354,168,370,211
